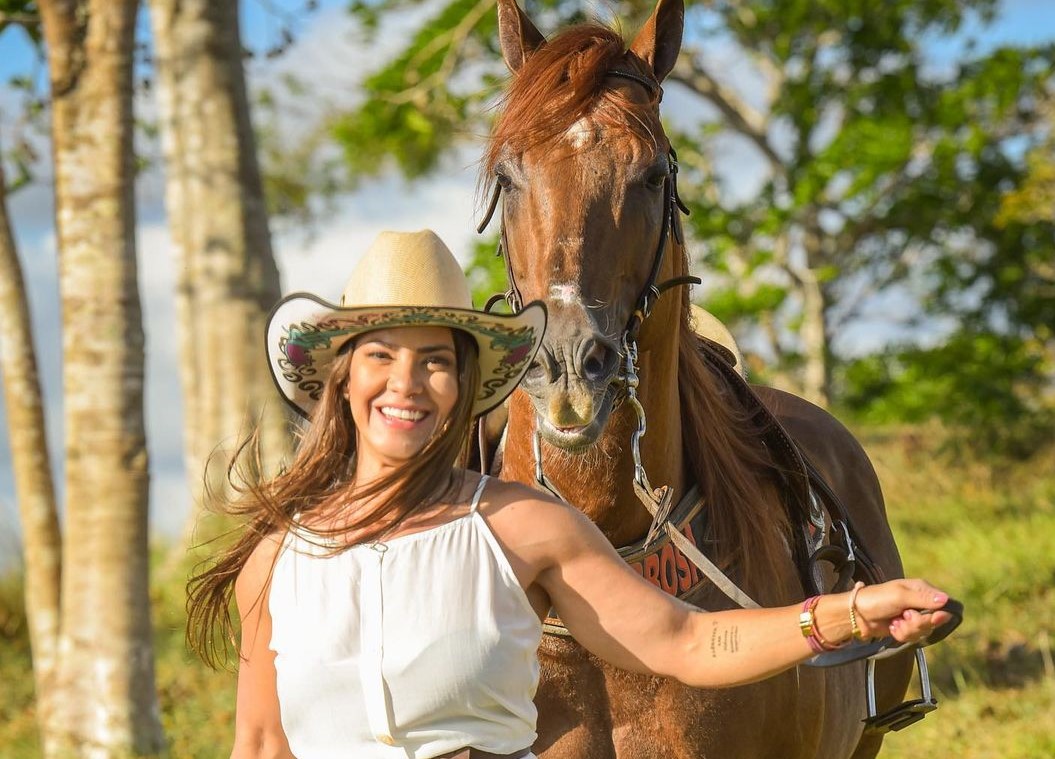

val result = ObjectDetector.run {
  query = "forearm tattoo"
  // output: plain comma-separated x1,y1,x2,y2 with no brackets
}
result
710,621,741,658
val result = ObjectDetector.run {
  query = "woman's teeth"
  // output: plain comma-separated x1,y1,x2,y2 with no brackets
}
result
381,407,427,422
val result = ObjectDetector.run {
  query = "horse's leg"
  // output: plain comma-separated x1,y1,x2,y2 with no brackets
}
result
753,386,914,759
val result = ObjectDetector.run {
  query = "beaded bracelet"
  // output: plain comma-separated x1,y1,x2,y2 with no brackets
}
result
848,581,866,640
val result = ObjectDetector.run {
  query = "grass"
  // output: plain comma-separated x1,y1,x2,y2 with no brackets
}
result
0,426,1052,757
867,427,1055,758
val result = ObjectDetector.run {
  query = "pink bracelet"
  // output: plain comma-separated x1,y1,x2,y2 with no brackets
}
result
799,595,846,652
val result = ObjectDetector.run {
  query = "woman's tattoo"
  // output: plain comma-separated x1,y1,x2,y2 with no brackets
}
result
710,622,741,658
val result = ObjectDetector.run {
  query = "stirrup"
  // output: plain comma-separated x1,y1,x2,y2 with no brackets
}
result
863,648,938,734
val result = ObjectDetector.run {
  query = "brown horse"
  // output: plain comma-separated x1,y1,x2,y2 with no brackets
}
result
481,1,918,757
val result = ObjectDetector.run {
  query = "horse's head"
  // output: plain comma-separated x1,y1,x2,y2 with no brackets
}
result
485,0,685,452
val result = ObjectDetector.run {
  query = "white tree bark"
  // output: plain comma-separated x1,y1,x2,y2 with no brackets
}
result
38,0,165,754
148,0,288,540
0,136,63,749
798,223,831,408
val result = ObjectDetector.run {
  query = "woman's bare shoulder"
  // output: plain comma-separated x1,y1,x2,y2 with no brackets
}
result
234,530,288,614
478,476,594,540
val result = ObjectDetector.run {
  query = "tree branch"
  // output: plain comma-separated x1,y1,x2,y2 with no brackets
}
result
0,11,40,24
385,0,492,108
670,56,786,176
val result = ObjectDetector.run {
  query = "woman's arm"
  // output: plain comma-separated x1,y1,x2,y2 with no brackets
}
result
230,535,296,759
523,494,950,688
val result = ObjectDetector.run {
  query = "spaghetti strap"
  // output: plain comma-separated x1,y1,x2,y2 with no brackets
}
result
468,475,489,514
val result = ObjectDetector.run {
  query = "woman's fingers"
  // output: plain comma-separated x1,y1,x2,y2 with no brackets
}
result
888,608,953,643
857,579,951,638
906,580,948,610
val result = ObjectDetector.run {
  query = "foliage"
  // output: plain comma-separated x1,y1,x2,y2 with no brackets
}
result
254,72,346,231
0,1,39,41
836,331,1055,458
464,231,510,312
679,2,1054,398
997,99,1055,226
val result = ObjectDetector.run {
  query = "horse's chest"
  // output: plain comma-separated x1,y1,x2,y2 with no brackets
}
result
534,636,841,759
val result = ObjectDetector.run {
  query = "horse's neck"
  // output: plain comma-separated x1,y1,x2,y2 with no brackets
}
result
503,328,684,547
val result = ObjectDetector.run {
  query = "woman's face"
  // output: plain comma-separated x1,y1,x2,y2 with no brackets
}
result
346,326,460,469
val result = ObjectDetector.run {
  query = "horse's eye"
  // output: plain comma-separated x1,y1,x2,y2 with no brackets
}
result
496,170,513,190
645,170,668,189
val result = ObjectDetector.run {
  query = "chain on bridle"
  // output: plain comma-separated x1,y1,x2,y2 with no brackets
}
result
477,68,699,540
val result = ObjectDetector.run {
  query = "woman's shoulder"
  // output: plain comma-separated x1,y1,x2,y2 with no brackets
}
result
476,473,560,509
235,530,288,611
475,474,592,538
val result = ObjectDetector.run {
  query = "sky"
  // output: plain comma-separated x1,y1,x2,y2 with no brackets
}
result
0,0,1053,567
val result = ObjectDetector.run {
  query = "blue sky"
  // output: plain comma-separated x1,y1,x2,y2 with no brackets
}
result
0,0,1053,565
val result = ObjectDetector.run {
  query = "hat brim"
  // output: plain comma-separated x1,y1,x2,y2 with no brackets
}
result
266,293,547,420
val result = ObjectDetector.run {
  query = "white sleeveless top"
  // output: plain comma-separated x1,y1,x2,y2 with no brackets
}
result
269,476,542,758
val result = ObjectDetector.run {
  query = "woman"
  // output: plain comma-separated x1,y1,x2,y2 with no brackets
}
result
188,230,954,759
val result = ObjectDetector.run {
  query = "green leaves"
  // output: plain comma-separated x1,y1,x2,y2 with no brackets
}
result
837,331,1054,458
332,0,500,181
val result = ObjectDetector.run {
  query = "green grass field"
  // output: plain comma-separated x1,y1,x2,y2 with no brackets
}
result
1,427,1052,757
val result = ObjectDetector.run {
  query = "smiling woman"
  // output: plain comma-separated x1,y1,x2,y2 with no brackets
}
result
184,229,956,759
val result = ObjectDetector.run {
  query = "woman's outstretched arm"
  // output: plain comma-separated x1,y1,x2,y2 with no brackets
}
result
521,493,950,688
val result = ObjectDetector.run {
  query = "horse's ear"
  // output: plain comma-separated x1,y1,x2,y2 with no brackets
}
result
628,0,684,83
497,0,546,73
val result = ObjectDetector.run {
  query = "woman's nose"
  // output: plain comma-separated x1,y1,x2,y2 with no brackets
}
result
387,355,423,395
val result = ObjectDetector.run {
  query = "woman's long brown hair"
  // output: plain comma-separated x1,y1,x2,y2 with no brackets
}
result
186,330,481,669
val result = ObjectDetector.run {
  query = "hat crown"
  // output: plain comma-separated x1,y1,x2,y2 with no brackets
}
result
340,230,473,310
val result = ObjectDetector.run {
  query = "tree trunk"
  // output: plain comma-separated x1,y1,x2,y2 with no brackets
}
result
798,223,830,408
0,136,63,750
148,0,288,543
38,0,165,754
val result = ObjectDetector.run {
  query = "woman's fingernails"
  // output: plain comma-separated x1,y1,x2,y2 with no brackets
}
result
933,592,948,604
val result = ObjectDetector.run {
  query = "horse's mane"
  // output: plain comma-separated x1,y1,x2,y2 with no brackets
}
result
672,245,794,596
484,25,661,181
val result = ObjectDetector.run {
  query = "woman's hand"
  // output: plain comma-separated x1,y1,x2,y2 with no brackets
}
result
852,578,952,644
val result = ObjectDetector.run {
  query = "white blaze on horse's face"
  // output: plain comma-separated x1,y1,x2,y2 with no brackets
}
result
565,117,599,150
549,282,581,305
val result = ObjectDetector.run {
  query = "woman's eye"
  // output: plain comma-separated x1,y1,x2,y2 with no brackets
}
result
368,351,392,361
426,356,452,369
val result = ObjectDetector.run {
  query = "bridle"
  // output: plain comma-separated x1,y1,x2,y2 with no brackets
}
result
476,68,699,542
479,69,698,338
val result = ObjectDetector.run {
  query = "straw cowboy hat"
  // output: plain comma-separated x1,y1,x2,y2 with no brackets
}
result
689,304,746,378
266,229,547,419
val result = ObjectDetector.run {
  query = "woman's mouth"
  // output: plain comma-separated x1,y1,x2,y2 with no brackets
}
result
379,406,428,423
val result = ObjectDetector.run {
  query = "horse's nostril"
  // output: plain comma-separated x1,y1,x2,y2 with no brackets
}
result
525,359,546,381
522,348,557,387
579,338,618,383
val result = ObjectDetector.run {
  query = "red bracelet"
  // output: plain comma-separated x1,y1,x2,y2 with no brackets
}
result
799,595,845,652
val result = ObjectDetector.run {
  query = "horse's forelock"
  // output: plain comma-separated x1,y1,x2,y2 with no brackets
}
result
483,25,660,184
